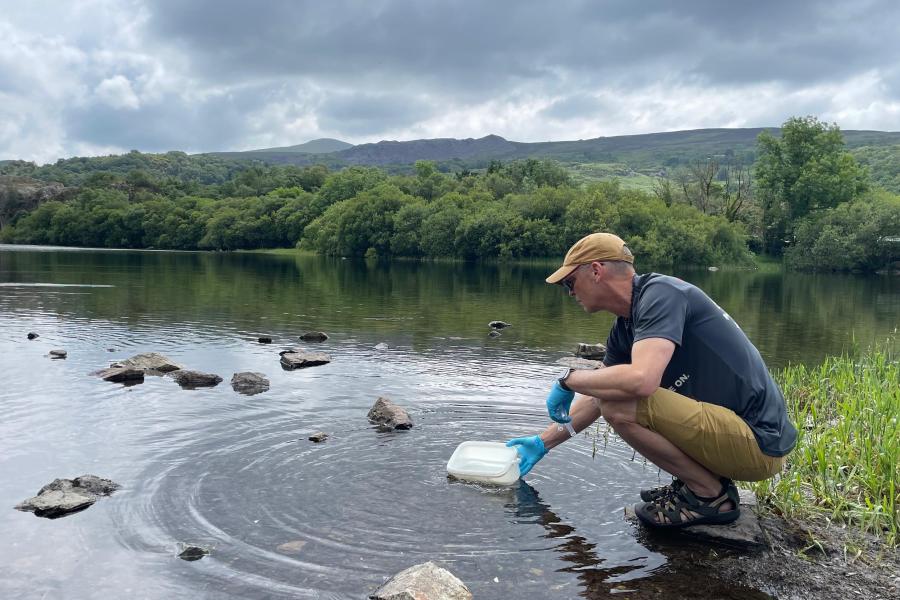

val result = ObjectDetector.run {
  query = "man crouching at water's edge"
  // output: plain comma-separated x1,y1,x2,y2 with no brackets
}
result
507,233,797,528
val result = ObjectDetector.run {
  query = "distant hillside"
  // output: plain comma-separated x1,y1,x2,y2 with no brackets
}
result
248,138,353,154
208,128,900,171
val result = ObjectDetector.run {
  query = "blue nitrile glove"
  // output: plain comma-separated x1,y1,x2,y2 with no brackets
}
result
506,436,548,477
546,380,575,424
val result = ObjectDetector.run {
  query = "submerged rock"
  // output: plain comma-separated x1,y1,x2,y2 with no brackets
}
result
488,320,511,330
488,330,502,338
276,540,307,555
93,366,145,384
49,349,67,359
177,543,211,561
115,352,183,373
279,349,331,370
299,331,329,342
367,396,413,430
27,332,39,340
370,561,471,600
15,475,120,519
231,372,270,395
374,342,389,350
308,431,328,443
168,370,223,389
575,343,606,360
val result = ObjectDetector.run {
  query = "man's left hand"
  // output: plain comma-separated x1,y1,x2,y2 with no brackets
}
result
546,380,575,423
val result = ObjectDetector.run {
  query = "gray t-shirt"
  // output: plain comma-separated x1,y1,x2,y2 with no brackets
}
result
603,273,797,457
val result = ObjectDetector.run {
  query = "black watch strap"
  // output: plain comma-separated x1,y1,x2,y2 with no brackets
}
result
558,368,574,391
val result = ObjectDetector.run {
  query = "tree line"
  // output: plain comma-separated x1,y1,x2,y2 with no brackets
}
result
1,117,898,271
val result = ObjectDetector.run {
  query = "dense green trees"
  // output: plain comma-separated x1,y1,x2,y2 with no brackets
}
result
756,116,869,255
3,118,898,271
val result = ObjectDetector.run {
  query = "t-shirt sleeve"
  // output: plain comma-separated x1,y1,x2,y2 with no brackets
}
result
602,321,630,367
633,282,688,346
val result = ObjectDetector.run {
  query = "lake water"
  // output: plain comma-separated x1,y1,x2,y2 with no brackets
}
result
0,245,897,599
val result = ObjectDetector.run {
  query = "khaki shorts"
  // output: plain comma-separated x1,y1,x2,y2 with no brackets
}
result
636,387,786,482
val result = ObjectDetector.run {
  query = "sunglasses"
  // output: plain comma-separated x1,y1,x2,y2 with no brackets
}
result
561,265,584,293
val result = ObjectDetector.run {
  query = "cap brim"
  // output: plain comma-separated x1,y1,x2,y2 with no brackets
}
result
545,264,578,284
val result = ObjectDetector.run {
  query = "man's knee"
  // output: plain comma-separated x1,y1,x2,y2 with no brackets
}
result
596,395,640,429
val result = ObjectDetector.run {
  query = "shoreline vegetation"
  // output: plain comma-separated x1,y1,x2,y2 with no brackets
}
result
752,342,900,550
1,116,898,272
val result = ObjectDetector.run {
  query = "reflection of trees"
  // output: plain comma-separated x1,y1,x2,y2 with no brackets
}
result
1,249,896,368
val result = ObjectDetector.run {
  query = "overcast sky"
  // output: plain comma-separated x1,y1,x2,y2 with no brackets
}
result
2,0,900,163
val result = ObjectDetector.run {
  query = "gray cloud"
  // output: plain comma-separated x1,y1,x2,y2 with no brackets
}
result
2,0,900,162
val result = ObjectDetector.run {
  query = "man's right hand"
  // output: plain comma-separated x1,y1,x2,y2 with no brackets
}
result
506,435,548,477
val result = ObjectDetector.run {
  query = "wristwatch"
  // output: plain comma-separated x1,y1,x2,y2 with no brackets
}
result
558,367,575,391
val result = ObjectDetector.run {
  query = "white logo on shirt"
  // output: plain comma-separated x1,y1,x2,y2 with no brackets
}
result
668,373,690,391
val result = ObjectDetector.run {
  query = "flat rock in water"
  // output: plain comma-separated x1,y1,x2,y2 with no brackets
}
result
280,350,331,370
49,349,67,359
94,366,145,383
15,475,119,519
555,357,602,370
168,370,223,389
370,561,471,600
625,489,766,547
231,372,270,395
276,540,307,554
299,331,329,342
367,396,413,430
575,342,606,360
308,431,328,442
488,320,511,330
374,342,389,350
116,352,183,373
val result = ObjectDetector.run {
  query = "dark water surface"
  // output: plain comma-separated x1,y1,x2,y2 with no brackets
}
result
1,246,897,599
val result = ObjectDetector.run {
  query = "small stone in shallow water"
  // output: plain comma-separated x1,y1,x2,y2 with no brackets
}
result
27,332,39,340
15,475,120,519
279,350,331,370
489,330,502,338
374,342,389,350
93,366,145,384
177,544,211,561
168,370,223,389
299,331,329,342
231,372,270,395
367,396,413,430
489,320,511,329
258,336,273,344
49,349,67,359
370,561,471,600
276,540,307,554
308,431,328,442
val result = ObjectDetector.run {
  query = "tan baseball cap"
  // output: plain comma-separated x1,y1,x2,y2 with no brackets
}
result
546,233,634,284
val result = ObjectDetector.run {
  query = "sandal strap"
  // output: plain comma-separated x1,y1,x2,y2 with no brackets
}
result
649,483,738,524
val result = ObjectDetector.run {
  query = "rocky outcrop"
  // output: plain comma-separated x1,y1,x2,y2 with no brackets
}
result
367,397,413,430
370,561,471,600
280,349,331,369
575,343,606,360
231,372,270,395
94,366,145,383
15,475,120,519
115,352,183,373
168,370,222,389
299,331,329,342
0,175,72,228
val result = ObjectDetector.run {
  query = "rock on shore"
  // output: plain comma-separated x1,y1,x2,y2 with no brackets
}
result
367,397,413,430
15,475,120,519
370,561,471,600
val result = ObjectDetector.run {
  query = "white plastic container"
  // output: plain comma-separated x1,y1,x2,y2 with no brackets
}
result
446,441,520,486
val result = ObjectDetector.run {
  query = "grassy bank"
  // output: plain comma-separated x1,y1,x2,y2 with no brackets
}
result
751,343,900,547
